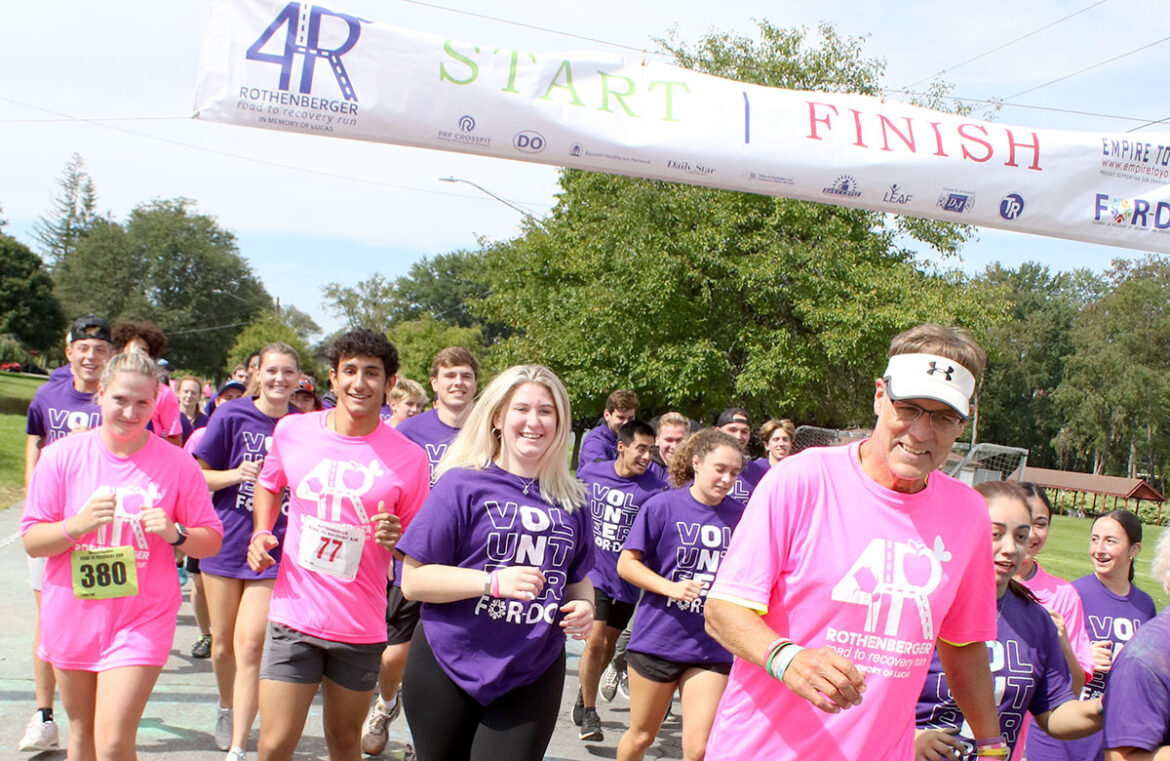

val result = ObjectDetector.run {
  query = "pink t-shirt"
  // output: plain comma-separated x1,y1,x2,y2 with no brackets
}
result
21,430,221,670
151,382,183,439
706,441,997,761
258,411,430,644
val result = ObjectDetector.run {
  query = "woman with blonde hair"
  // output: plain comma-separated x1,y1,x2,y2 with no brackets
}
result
398,364,595,761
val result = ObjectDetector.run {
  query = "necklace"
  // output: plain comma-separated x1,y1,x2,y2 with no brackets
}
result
513,472,537,495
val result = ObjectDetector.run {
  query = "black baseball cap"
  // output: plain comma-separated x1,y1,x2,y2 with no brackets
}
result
69,315,112,344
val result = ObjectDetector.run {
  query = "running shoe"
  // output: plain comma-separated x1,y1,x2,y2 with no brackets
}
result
225,748,246,761
616,671,630,700
18,712,59,752
599,663,621,702
360,691,401,755
215,706,233,751
191,634,212,659
571,689,584,726
178,563,188,586
578,708,603,741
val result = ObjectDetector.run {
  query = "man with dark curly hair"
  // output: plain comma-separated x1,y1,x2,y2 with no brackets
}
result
247,329,430,761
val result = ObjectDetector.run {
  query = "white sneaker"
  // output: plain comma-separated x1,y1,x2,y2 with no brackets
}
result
18,712,59,752
225,748,246,761
215,706,233,752
360,692,401,755
599,663,621,702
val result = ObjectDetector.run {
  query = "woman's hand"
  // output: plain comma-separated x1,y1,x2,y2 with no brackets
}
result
1091,640,1114,673
667,578,704,603
559,598,594,640
915,728,964,761
494,566,546,600
72,486,117,536
140,506,177,542
236,459,263,485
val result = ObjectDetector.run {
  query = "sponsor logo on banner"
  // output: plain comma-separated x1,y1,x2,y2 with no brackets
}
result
1093,194,1170,231
513,131,546,154
882,183,913,206
1099,137,1170,185
823,175,862,198
667,159,716,176
746,171,795,186
246,2,363,102
567,143,650,165
937,190,976,214
999,194,1025,220
437,115,491,148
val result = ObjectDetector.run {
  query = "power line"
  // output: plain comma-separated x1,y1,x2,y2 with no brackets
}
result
0,95,552,207
903,0,1109,89
1003,34,1170,100
886,89,1157,125
399,0,655,55
0,115,189,124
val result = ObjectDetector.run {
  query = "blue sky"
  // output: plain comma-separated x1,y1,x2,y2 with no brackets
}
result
3,0,1165,336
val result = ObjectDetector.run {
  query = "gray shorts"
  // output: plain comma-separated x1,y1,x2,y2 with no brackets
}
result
259,622,384,692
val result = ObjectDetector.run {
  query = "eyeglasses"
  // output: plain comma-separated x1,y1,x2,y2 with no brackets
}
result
889,400,964,433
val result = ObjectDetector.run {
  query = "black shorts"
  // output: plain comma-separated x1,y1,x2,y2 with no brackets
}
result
593,588,637,630
259,622,384,692
626,650,731,683
185,556,200,574
386,584,422,645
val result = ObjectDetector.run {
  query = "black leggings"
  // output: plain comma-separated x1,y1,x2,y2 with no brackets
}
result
402,624,565,761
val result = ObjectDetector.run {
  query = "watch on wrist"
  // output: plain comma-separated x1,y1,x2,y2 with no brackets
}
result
169,522,189,547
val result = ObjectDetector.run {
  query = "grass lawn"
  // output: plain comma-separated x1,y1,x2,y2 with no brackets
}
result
1038,514,1167,610
0,413,26,509
0,372,47,400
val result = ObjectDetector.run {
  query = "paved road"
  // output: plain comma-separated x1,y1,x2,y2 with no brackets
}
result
0,504,683,760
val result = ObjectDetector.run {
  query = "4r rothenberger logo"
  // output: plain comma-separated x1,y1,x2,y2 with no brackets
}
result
246,2,365,102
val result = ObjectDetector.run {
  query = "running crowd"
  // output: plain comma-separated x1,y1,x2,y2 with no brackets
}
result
18,315,1170,761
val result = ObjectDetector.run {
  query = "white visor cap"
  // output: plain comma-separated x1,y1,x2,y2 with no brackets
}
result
882,353,976,419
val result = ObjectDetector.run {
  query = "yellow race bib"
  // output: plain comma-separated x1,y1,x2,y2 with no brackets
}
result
71,546,139,600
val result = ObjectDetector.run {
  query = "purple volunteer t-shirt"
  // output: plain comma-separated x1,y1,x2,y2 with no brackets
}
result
577,424,617,467
1103,609,1170,753
392,408,460,586
576,460,668,604
624,487,744,665
193,398,294,579
741,458,771,488
48,364,73,384
397,464,594,705
647,459,669,483
1028,573,1156,761
396,409,460,480
916,590,1074,760
26,380,101,444
379,403,393,424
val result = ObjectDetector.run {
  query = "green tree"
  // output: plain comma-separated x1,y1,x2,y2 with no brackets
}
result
33,153,99,268
225,311,324,385
472,22,1003,426
973,263,1102,465
389,313,485,386
322,273,397,333
0,234,65,351
1053,256,1170,483
54,198,272,376
279,305,321,344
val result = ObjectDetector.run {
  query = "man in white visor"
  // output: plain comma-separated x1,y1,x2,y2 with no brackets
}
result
703,324,1007,761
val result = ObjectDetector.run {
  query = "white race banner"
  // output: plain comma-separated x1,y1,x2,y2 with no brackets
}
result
194,0,1170,253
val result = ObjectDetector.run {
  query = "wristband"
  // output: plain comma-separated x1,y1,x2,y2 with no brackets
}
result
763,637,792,668
490,570,501,598
62,519,77,542
483,572,492,597
250,529,275,543
976,739,1009,758
766,642,804,681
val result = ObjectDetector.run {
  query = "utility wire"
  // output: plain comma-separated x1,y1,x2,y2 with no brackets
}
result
1003,34,1170,99
0,95,553,207
399,0,655,55
903,0,1109,89
886,89,1157,125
